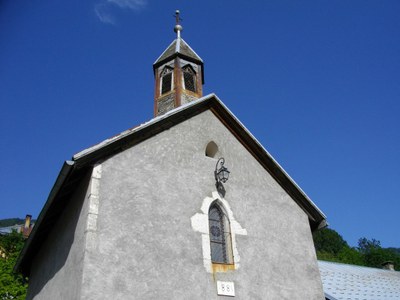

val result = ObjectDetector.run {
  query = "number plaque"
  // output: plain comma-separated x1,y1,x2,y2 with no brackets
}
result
217,281,235,297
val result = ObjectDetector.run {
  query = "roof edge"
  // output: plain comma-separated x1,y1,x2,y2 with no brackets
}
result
14,161,75,276
73,94,217,162
208,97,327,225
179,37,203,62
153,39,177,65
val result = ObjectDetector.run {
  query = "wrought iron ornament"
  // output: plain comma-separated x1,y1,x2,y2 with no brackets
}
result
214,157,230,184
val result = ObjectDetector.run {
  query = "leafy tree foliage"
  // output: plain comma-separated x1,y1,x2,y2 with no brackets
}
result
358,237,400,270
313,228,348,255
313,228,364,266
388,247,400,255
336,246,364,266
358,237,381,254
313,229,400,271
0,231,27,300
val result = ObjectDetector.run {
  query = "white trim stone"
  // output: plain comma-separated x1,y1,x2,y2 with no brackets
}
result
84,164,102,251
191,191,247,273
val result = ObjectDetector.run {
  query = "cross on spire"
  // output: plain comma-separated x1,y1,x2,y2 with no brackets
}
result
174,10,183,38
175,10,182,25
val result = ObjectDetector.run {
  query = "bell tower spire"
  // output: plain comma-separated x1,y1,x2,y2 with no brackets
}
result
153,10,204,117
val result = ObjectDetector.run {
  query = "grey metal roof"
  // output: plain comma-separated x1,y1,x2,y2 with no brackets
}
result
153,37,203,67
319,260,400,300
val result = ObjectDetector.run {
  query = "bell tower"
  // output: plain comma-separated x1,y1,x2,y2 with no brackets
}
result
153,10,204,117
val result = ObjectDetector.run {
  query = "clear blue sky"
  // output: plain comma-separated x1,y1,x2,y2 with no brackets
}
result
1,1,399,248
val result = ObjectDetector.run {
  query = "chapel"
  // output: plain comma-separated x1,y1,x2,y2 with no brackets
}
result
16,11,327,299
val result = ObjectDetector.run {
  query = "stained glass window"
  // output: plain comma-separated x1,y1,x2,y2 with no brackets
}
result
209,203,232,264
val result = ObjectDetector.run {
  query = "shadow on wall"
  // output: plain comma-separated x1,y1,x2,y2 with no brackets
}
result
27,171,91,299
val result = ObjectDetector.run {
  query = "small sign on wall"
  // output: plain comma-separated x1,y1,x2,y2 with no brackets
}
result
217,281,235,297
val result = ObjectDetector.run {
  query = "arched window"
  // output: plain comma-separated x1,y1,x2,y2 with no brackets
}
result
209,203,233,264
160,67,173,94
205,141,218,158
182,65,196,93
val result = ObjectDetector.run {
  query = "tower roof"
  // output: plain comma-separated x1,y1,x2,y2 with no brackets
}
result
153,37,203,68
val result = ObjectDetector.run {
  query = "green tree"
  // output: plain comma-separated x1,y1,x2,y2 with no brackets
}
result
314,229,400,270
0,231,27,300
358,237,400,270
313,228,348,255
337,246,364,266
313,228,356,264
358,237,381,254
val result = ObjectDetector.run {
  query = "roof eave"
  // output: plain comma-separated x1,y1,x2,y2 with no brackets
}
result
153,53,203,71
205,97,327,229
153,39,177,65
14,161,76,276
73,94,216,166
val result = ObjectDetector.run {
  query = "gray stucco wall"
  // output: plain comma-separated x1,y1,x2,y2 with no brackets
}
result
80,110,324,299
26,173,91,300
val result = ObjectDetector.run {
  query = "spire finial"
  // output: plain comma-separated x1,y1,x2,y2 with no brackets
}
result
174,10,183,38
